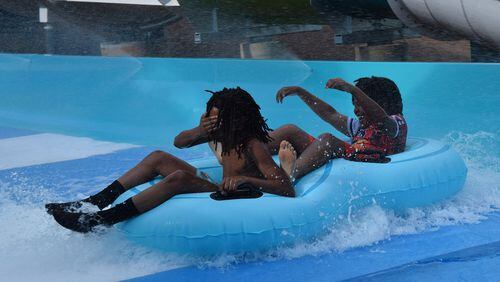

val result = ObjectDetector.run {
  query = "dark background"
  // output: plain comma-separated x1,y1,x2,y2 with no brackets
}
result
0,0,498,62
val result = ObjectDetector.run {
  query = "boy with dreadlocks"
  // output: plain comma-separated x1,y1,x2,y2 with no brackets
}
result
268,76,407,180
46,87,294,233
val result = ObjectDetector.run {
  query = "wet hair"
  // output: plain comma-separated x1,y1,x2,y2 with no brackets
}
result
205,87,273,157
354,76,403,115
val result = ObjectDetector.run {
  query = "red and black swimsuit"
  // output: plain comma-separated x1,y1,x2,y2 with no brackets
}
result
344,114,408,162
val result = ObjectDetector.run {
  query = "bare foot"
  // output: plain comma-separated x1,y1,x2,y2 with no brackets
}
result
278,140,297,180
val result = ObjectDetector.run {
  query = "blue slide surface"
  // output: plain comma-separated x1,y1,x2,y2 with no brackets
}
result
0,54,498,281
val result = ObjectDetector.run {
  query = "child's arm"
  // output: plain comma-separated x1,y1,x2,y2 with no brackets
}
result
326,78,398,137
173,114,217,148
276,86,350,136
173,126,209,149
220,140,295,197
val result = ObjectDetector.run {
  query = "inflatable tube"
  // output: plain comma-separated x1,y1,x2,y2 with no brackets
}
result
113,138,467,255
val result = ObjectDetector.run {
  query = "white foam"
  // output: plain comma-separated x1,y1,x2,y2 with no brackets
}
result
0,184,188,282
0,133,138,170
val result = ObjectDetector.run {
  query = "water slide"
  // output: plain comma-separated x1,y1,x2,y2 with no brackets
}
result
386,0,500,48
312,0,500,49
0,53,499,281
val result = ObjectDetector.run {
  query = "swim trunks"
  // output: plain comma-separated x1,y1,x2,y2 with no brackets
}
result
306,134,316,146
196,169,216,184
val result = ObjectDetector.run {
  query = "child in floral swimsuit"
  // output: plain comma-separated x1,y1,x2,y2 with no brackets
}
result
345,110,407,163
269,76,407,179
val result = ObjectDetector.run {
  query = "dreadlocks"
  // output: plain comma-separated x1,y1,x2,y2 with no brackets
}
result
205,87,273,157
354,76,403,115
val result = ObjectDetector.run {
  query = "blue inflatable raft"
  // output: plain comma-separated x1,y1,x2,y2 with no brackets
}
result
113,138,467,255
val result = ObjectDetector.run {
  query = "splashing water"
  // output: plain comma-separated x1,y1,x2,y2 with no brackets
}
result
196,130,500,266
0,131,498,280
0,184,191,282
270,130,500,260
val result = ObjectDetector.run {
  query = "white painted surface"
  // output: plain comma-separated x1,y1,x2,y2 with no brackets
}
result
388,0,500,47
463,0,500,46
65,0,180,6
0,133,138,170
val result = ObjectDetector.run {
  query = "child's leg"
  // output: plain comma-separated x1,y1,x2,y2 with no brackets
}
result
131,170,219,213
118,150,197,189
51,171,219,233
46,150,198,213
290,133,346,180
268,124,316,155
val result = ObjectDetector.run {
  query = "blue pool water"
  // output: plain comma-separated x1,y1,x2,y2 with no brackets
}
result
0,54,499,281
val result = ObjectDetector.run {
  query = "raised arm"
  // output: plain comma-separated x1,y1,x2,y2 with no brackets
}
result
326,78,398,136
173,114,217,148
221,140,295,197
276,86,350,136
